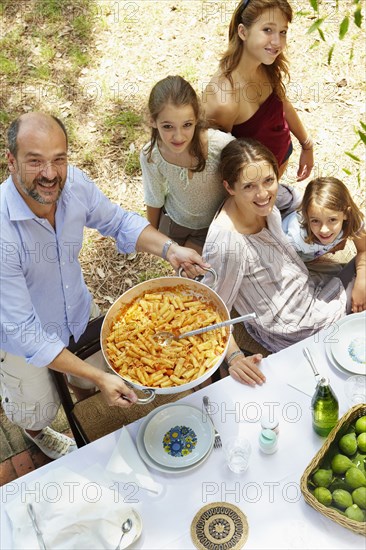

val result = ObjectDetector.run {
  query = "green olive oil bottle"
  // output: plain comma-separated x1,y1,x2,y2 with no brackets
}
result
311,377,339,436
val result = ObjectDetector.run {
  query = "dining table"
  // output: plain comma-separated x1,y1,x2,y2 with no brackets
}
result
1,322,365,549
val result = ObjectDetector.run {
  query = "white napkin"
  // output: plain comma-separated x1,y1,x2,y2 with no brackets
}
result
5,467,140,550
105,426,161,494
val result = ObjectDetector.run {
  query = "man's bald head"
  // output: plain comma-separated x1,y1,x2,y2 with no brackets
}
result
7,113,68,158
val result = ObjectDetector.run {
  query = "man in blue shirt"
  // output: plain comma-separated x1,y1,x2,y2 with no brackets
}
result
0,112,208,460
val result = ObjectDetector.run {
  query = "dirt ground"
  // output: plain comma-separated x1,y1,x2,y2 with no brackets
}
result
1,0,365,311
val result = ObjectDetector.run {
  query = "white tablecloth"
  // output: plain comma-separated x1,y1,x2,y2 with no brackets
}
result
1,333,364,549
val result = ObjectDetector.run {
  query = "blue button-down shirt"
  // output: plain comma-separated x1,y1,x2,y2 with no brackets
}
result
0,166,149,367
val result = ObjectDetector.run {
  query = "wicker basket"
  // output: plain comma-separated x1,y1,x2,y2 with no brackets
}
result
300,404,366,536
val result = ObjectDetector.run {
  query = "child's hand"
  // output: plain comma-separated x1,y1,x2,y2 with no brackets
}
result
351,280,366,312
228,353,266,386
296,147,314,181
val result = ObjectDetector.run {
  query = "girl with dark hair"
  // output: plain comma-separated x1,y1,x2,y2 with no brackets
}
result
141,75,235,252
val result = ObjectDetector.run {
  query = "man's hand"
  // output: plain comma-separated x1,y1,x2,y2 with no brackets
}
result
97,372,138,408
167,243,210,278
228,353,266,386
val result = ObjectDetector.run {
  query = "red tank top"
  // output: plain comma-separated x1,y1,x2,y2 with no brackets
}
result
231,92,291,166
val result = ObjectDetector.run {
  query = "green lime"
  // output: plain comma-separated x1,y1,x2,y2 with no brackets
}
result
352,452,366,473
331,453,353,474
357,433,366,453
355,416,366,435
332,489,353,509
339,433,357,456
312,469,333,487
353,487,366,509
345,467,366,489
345,504,365,522
313,487,332,506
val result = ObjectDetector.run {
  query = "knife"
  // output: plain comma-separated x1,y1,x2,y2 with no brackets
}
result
27,503,47,550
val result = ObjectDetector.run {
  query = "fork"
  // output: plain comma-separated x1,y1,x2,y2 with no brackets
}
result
203,395,222,449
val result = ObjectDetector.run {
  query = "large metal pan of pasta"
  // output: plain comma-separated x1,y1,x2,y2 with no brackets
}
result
100,275,231,403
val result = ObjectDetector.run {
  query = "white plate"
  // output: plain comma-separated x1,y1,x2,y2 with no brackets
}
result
325,339,351,376
136,404,214,474
143,404,214,468
329,313,366,375
117,509,142,549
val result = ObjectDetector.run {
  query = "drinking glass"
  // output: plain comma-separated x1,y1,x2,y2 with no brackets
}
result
344,375,366,408
223,436,251,474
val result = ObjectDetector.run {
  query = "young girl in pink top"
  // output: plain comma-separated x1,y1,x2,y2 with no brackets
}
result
203,0,313,184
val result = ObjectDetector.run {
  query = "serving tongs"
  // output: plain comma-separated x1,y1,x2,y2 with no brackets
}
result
153,312,256,347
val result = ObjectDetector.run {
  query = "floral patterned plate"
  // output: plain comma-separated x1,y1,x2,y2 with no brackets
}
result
136,405,214,474
143,404,214,468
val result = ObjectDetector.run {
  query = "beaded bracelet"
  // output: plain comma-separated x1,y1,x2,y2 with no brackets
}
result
300,137,313,150
227,350,244,365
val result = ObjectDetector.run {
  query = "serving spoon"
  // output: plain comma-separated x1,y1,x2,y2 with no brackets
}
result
115,518,133,550
153,312,256,347
303,347,321,381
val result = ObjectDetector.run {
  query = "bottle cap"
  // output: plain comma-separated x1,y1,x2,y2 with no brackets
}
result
261,413,279,431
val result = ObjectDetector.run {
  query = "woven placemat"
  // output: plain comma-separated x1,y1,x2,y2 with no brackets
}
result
191,502,248,550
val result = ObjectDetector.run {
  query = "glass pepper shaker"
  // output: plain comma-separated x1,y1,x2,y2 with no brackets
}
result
311,377,339,436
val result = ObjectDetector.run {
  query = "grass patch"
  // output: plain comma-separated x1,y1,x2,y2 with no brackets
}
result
0,55,18,76
124,151,141,176
137,264,172,283
105,110,143,150
68,46,91,69
0,110,11,125
30,64,52,80
34,0,63,20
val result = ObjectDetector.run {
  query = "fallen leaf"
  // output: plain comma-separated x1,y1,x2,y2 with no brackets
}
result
127,252,137,260
97,267,105,278
337,78,347,87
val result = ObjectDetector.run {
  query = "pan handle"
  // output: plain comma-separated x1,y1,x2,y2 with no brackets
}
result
135,389,156,404
123,384,156,405
178,266,218,286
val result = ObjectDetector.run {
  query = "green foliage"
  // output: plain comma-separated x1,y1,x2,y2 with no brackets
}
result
309,0,318,10
306,0,364,186
307,0,363,60
339,16,349,40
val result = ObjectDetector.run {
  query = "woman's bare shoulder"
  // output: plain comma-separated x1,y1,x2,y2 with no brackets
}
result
202,74,239,132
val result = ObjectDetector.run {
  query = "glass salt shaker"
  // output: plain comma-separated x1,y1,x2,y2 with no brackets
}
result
259,429,278,454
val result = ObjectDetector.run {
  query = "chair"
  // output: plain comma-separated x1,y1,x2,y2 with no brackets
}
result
51,315,193,447
231,308,270,357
